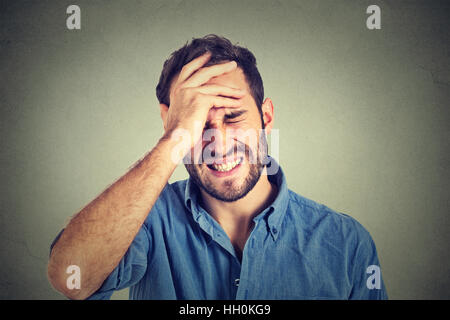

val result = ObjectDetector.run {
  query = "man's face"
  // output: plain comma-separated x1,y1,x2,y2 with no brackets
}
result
181,67,269,202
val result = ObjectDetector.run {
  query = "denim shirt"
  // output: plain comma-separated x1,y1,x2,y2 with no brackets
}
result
51,163,387,300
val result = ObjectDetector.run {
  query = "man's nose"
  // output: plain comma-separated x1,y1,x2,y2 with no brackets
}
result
203,127,229,157
204,109,231,154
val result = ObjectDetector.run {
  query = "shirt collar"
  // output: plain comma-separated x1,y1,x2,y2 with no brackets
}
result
184,176,202,221
184,157,289,240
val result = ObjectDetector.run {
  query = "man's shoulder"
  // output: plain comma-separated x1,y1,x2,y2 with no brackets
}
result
286,189,373,245
285,190,386,299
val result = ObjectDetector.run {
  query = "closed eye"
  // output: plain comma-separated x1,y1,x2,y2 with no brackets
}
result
224,110,247,122
225,120,242,124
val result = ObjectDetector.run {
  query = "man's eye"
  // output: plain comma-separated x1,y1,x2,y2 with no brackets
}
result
225,120,242,124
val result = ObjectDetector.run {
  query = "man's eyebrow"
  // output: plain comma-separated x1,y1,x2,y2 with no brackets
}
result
224,110,247,120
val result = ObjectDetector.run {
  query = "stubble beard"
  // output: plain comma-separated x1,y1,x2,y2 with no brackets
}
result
185,133,268,202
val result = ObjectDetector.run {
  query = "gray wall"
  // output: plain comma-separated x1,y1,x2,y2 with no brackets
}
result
0,0,449,299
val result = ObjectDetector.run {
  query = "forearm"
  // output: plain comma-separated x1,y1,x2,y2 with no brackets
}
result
47,134,179,299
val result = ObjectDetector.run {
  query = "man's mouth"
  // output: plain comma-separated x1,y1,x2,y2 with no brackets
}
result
207,157,243,172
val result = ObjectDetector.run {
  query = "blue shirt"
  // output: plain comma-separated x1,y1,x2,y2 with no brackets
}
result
52,162,387,300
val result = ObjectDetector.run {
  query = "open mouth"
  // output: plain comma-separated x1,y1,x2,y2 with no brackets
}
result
207,157,243,172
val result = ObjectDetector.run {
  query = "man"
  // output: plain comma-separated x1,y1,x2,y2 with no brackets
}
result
47,35,387,300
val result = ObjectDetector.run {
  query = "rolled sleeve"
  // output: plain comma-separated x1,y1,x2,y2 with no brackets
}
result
80,224,151,300
85,224,150,299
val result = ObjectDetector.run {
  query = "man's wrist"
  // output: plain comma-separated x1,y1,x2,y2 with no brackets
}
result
157,130,190,167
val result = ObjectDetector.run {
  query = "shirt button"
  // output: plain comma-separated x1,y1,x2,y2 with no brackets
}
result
234,279,240,287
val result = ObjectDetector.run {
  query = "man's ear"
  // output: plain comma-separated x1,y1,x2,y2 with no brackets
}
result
159,103,169,131
261,98,274,135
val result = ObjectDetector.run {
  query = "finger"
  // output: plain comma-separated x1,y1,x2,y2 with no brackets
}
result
195,85,246,98
208,95,243,109
176,52,212,85
182,61,237,88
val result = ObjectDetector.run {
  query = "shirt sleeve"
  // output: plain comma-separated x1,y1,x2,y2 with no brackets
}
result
86,224,151,300
348,232,388,300
49,224,151,300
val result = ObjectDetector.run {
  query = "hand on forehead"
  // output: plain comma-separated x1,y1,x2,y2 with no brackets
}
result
204,69,249,122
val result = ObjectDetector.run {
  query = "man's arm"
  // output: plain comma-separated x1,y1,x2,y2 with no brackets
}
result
47,135,179,300
47,53,245,300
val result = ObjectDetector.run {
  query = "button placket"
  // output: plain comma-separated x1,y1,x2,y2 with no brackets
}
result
234,221,262,299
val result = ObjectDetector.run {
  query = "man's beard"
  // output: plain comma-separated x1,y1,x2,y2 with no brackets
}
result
185,132,268,202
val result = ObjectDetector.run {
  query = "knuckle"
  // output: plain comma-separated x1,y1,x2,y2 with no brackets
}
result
175,86,189,97
180,64,189,74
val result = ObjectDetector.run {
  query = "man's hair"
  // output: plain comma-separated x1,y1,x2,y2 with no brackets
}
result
156,34,264,113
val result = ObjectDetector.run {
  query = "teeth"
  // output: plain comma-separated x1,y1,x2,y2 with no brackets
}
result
211,158,242,172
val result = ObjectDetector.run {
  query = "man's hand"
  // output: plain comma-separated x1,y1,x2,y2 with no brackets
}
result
163,52,246,153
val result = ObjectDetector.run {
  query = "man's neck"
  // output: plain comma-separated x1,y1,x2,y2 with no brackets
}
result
199,167,278,257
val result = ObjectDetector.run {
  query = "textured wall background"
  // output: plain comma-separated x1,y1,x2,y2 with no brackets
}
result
0,0,449,299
